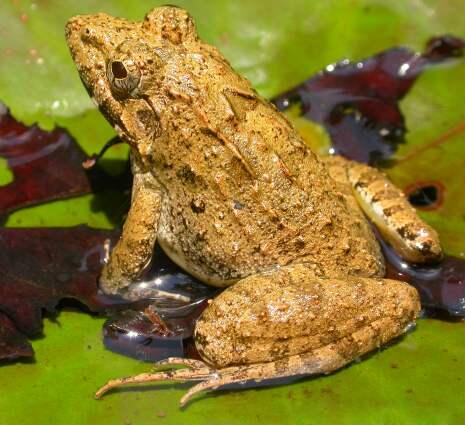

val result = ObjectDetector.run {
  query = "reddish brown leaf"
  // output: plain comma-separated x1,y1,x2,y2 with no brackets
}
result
0,226,118,340
0,226,215,361
273,35,464,164
0,105,117,216
0,313,33,361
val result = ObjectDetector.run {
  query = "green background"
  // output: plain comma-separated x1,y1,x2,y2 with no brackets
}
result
1,1,464,424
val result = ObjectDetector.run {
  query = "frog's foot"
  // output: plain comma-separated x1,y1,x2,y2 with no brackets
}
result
95,312,416,406
94,359,215,405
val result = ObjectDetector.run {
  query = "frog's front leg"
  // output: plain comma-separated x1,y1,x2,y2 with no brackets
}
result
95,264,420,405
99,167,162,296
325,156,442,264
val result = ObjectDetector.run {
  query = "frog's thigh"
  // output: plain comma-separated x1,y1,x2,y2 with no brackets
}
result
325,156,442,263
100,171,162,295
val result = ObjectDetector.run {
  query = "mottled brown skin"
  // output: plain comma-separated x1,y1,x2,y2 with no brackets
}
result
95,268,420,406
66,7,438,405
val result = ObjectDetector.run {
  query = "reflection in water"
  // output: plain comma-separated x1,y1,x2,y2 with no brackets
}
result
383,238,465,316
102,244,216,361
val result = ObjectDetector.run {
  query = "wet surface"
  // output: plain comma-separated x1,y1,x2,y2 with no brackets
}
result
384,240,465,316
0,225,216,361
103,300,209,361
101,244,216,361
272,35,465,164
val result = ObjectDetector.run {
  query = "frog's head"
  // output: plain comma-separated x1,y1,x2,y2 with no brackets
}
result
65,6,198,149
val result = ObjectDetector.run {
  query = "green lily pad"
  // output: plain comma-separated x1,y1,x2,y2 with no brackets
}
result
0,1,464,424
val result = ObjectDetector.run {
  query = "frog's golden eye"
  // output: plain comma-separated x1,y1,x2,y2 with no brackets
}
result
107,59,141,97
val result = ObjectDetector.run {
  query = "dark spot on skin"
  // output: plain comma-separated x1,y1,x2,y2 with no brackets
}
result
353,181,365,190
233,200,244,210
295,238,306,249
176,165,196,184
397,226,408,239
419,240,433,255
382,204,403,217
397,225,417,241
112,61,128,79
191,198,205,213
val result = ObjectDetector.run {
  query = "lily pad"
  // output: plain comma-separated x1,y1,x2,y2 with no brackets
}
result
0,1,464,425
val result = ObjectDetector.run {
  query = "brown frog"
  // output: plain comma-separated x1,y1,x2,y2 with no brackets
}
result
65,6,441,406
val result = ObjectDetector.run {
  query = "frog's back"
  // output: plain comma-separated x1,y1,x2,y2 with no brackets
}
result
150,39,384,286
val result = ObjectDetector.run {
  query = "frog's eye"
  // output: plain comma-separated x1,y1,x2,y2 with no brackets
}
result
107,59,141,97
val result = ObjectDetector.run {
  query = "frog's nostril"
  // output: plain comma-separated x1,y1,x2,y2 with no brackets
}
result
80,26,93,41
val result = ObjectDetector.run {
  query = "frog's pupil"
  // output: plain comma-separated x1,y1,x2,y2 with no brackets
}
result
112,61,128,79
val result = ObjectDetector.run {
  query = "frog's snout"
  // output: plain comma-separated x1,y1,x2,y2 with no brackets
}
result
65,16,80,38
65,15,91,61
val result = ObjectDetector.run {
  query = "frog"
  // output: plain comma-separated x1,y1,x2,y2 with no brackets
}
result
65,6,441,406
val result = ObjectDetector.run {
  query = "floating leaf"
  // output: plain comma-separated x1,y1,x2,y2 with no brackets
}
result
0,226,117,359
273,35,465,164
0,224,217,361
0,312,33,360
0,105,119,217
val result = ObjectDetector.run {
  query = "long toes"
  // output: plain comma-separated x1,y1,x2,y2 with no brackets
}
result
95,378,127,399
155,358,209,369
95,367,218,400
180,379,222,407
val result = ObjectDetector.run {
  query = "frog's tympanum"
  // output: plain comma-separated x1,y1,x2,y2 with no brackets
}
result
66,6,441,405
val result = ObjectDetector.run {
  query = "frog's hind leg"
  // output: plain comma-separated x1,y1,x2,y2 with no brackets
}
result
177,312,416,406
95,267,420,406
95,313,415,407
324,155,442,263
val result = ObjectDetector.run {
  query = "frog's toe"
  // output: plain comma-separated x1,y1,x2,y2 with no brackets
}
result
153,358,210,370
95,363,216,400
